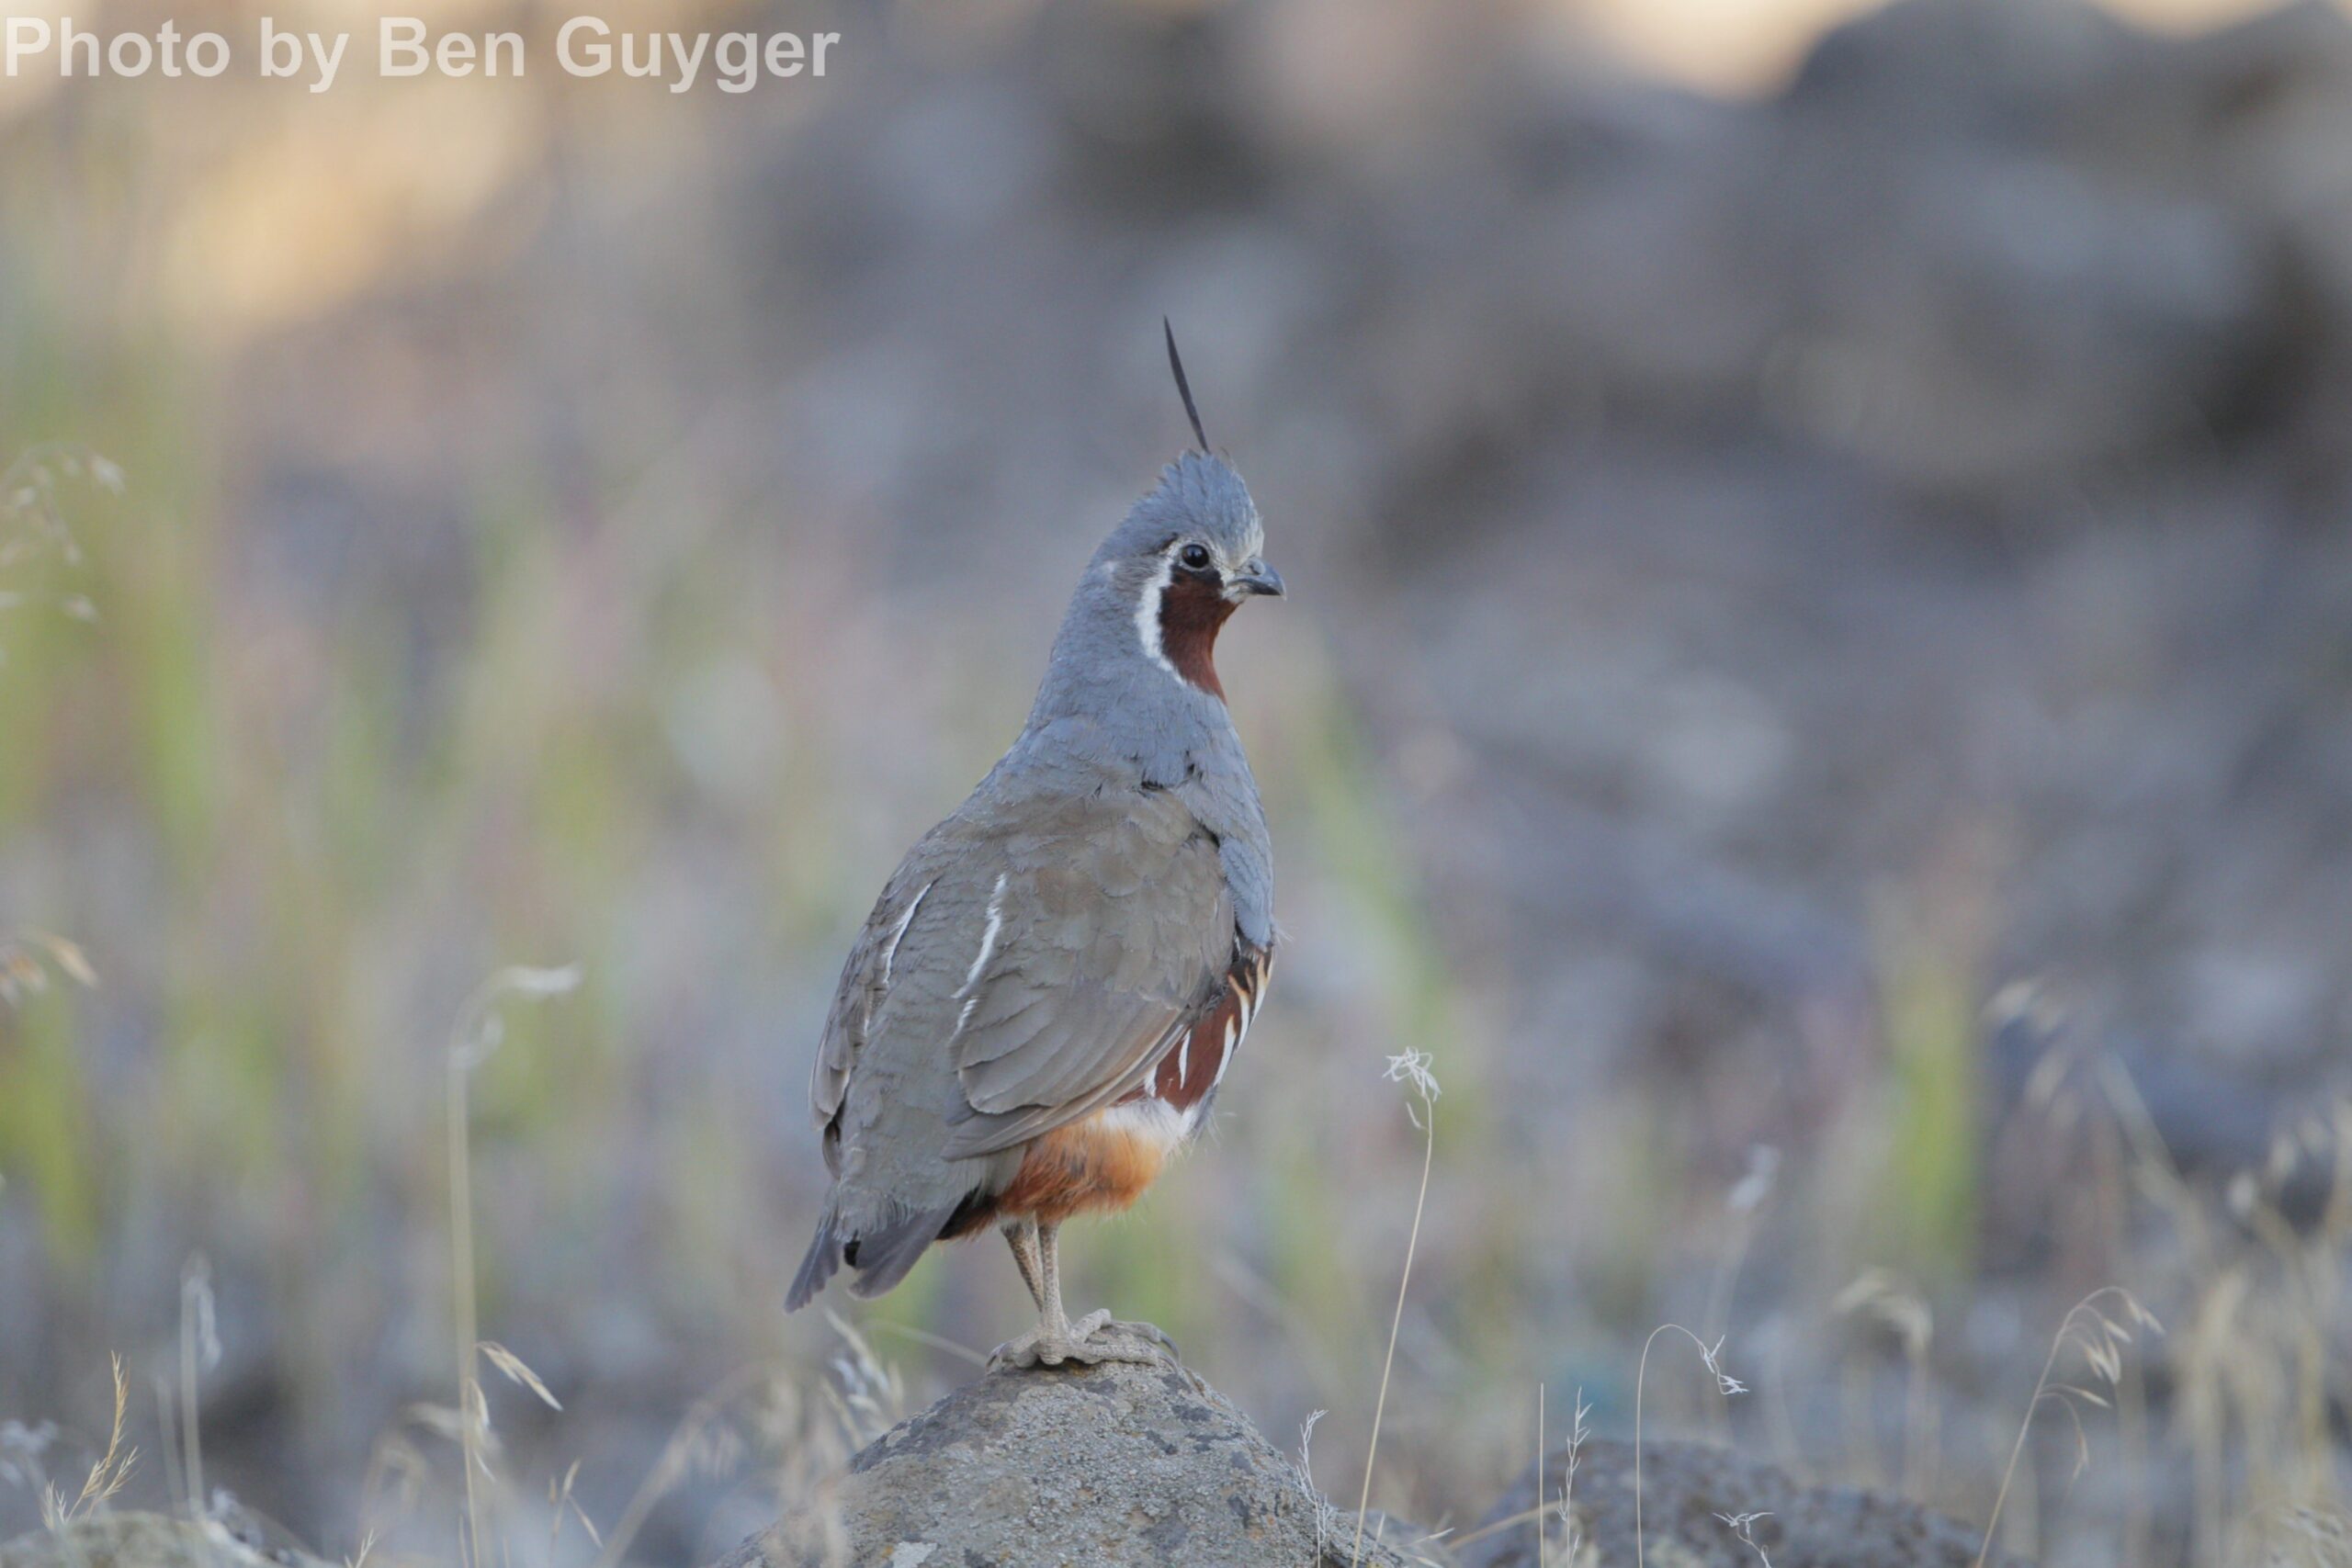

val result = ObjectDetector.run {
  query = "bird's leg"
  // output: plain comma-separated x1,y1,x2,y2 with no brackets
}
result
1035,1221,1091,1345
1042,1224,1182,1358
1002,1217,1046,1313
988,1220,1170,1370
1046,1222,1183,1358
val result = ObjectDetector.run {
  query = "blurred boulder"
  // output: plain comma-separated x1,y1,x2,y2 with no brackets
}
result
1333,0,2286,504
710,1358,1438,1567
1460,1438,2025,1568
1785,0,2147,137
1759,0,2267,489
0,1515,330,1568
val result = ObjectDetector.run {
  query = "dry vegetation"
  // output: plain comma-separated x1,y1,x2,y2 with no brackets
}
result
7,838,2343,1565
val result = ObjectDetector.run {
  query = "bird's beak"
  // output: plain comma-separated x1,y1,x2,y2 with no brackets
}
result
1228,559,1285,600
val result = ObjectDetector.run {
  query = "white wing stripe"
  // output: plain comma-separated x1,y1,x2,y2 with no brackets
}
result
956,873,1009,999
1212,1010,1246,1089
878,880,933,987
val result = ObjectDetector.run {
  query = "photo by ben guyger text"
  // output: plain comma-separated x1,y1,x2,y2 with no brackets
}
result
2,14,841,93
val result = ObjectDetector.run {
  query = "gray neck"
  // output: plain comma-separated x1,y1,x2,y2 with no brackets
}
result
1014,557,1236,787
978,450,1276,951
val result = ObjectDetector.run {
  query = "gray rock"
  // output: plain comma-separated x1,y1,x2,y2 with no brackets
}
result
1458,1438,2026,1568
0,1515,330,1568
713,1358,1441,1568
711,1360,2020,1568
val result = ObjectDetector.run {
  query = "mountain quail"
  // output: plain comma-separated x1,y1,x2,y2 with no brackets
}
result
786,329,1283,1368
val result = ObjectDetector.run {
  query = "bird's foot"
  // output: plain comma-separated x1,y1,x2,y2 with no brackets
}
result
1098,1316,1182,1359
989,1310,1179,1371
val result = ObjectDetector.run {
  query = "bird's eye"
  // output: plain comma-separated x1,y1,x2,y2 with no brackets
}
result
1179,544,1214,571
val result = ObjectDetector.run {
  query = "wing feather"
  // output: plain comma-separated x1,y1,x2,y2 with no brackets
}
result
808,786,1235,1170
937,792,1230,1156
808,847,957,1170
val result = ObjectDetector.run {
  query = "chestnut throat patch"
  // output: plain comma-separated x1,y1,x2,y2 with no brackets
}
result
1159,570,1238,698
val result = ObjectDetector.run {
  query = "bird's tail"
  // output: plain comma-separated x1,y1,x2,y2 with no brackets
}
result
786,1212,842,1312
786,1198,960,1312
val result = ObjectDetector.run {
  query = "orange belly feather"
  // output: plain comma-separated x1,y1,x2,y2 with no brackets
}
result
995,1102,1186,1224
976,948,1271,1231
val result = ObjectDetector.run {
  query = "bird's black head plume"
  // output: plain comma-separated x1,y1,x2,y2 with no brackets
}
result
1163,317,1211,453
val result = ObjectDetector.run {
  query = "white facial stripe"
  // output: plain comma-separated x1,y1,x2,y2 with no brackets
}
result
1133,552,1177,678
956,873,1008,998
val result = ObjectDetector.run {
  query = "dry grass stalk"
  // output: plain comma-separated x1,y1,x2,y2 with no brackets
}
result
178,1254,220,1519
1701,1146,1779,1444
443,964,581,1568
0,933,97,1009
1634,1324,1748,1568
1973,1286,2160,1568
1351,1048,1442,1568
818,1312,905,1451
589,1361,794,1568
1295,1409,1339,1560
1555,1388,1590,1566
39,1357,134,1531
1832,1268,1938,1499
0,445,117,665
1715,1508,1776,1566
481,1345,562,1414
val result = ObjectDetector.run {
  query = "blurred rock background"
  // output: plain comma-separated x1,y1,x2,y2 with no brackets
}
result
2,0,2349,1564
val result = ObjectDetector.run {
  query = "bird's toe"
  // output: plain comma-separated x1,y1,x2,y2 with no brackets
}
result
1102,1317,1182,1359
987,1312,1177,1372
987,1334,1044,1371
987,1325,1090,1370
1057,1337,1165,1368
1068,1311,1180,1367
